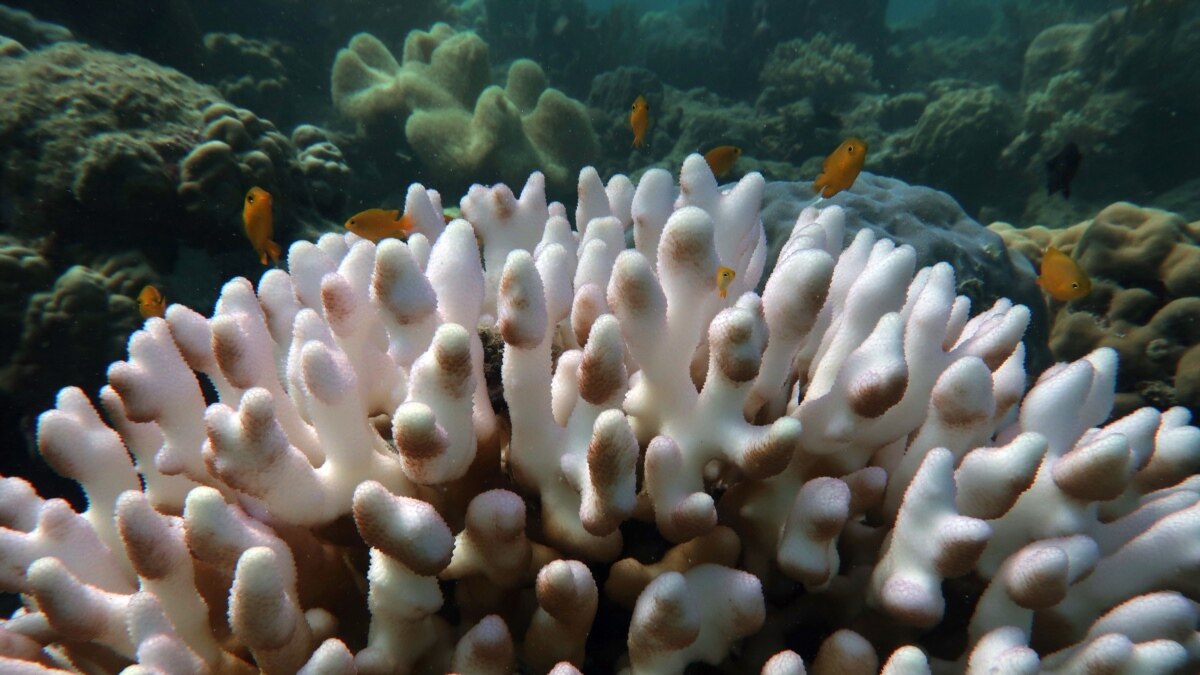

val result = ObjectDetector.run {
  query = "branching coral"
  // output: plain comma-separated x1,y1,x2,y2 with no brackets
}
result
1,156,1198,674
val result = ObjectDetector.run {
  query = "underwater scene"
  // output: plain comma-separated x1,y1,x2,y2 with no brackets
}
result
1,0,1199,672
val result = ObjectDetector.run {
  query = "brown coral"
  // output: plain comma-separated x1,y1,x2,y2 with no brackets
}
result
991,202,1200,417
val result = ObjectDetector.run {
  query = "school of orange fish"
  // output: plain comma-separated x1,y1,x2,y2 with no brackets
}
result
136,97,1090,321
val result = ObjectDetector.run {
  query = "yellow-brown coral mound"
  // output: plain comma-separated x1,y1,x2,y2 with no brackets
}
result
991,202,1200,417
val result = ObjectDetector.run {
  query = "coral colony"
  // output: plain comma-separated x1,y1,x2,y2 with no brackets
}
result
3,155,1200,675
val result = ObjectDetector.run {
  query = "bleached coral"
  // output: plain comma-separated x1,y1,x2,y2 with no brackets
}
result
1,154,1199,674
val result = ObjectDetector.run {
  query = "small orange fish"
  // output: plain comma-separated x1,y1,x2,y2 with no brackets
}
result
243,187,282,265
1037,246,1092,301
630,95,649,148
716,266,736,299
137,285,166,319
813,137,868,199
704,146,742,178
344,208,414,242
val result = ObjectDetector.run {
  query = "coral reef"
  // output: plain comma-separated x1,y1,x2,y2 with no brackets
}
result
991,201,1200,419
1004,2,1200,223
331,23,598,199
0,41,345,248
586,70,816,185
719,0,887,97
1,158,1198,674
2,0,202,70
0,252,155,414
760,172,1050,371
635,8,723,92
884,34,1021,92
177,102,348,241
758,33,877,108
200,33,303,129
881,83,1021,216
479,0,636,95
0,42,219,241
0,4,70,52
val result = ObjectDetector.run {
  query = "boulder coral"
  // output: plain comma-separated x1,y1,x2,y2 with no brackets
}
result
331,24,598,199
0,42,218,241
200,33,300,129
991,202,1200,418
0,41,347,247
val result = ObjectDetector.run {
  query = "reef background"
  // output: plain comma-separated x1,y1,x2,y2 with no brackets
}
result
1,0,1198,527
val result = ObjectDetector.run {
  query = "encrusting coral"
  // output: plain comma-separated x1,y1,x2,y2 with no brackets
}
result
2,156,1199,674
331,23,598,199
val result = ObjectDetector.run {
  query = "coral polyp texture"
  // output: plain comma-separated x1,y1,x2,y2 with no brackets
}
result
3,155,1200,674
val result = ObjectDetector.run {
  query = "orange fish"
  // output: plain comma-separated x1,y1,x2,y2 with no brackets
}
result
704,146,742,178
716,266,736,299
813,137,868,198
137,285,166,319
630,95,649,148
243,187,281,265
344,208,414,242
1037,246,1092,301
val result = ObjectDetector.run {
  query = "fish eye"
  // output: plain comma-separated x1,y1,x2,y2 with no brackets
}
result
847,146,855,153
247,195,255,203
1072,283,1079,288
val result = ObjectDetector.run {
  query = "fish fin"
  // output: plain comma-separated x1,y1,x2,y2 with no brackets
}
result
267,241,282,264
